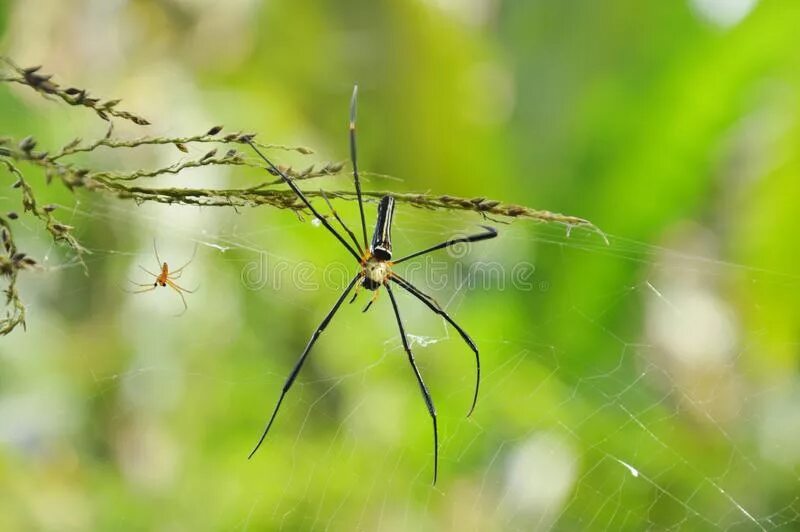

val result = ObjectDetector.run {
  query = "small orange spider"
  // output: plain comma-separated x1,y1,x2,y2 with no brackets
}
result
127,241,197,315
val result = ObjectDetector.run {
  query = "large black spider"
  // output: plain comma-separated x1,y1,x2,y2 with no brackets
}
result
245,86,497,484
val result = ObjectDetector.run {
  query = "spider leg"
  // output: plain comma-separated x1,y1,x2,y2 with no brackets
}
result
166,279,197,293
349,283,362,304
123,284,157,294
153,239,163,269
390,273,481,417
349,84,369,249
245,140,362,263
171,243,198,275
321,189,363,256
361,289,379,313
127,278,157,288
166,280,189,316
248,273,362,459
392,226,498,265
138,265,159,277
385,282,438,486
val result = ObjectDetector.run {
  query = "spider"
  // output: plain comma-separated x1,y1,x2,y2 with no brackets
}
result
245,86,497,484
127,241,197,316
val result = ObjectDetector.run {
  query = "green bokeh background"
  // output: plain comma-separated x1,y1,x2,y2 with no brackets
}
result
2,1,799,530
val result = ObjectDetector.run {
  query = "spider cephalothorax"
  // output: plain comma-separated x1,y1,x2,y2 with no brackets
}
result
362,255,391,289
245,85,497,485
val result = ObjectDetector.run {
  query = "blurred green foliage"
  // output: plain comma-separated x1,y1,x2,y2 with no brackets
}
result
1,0,800,530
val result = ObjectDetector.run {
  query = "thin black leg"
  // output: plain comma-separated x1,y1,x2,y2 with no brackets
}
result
392,226,497,265
321,190,363,256
246,140,362,262
248,273,362,459
385,282,438,485
390,273,481,417
349,85,369,250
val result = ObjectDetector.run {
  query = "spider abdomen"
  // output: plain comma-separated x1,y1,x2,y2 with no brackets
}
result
370,196,395,260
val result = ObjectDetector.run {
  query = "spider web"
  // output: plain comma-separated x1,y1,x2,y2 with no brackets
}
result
2,186,798,531
1,0,797,523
